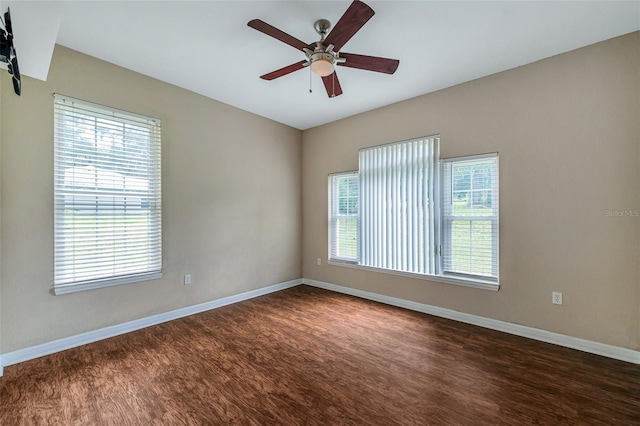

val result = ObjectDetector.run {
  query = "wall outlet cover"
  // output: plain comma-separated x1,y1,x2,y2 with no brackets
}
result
552,292,563,305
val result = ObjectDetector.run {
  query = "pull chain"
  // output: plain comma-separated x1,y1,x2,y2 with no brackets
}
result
332,72,335,98
309,66,312,94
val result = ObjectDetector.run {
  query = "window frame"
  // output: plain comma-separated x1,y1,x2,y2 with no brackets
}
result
53,94,162,295
439,153,499,283
328,171,360,264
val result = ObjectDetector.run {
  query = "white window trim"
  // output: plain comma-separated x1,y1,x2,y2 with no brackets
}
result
53,272,163,295
327,260,498,291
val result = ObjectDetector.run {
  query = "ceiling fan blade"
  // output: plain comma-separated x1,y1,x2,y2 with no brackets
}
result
324,0,375,52
321,72,343,98
260,61,306,81
338,53,399,74
248,19,307,51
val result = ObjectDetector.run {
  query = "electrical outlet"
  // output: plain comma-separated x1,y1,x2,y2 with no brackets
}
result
317,258,322,266
552,292,563,305
184,274,192,285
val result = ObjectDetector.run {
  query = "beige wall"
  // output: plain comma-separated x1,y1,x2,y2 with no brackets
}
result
303,32,640,350
0,45,302,353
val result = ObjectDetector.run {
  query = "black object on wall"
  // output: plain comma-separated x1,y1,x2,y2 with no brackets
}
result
1,7,21,96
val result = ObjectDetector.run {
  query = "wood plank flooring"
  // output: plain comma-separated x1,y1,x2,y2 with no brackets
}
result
1,285,639,425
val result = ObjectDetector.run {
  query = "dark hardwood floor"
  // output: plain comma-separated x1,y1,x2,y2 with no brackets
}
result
1,285,639,425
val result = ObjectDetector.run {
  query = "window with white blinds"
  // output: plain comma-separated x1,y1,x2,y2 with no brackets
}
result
359,136,439,274
53,94,162,295
329,172,359,263
441,154,498,281
328,135,499,289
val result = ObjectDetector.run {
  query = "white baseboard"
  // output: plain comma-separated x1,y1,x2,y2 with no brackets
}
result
0,278,302,372
302,278,640,365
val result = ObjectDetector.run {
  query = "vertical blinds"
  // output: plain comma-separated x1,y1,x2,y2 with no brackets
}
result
359,136,439,274
329,172,359,262
53,94,162,293
441,155,498,279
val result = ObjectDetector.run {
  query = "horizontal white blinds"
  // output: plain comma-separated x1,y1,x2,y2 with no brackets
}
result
359,136,439,274
441,154,498,279
53,94,162,291
329,172,359,262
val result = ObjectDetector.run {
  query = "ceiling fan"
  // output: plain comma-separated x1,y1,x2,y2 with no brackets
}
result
248,0,399,98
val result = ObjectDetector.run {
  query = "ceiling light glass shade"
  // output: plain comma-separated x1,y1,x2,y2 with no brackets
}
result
311,59,334,77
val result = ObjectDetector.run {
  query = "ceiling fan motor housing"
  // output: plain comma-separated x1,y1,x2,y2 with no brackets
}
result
311,51,334,64
314,19,331,40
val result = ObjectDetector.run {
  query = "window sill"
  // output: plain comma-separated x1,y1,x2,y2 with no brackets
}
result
53,272,163,295
327,260,499,291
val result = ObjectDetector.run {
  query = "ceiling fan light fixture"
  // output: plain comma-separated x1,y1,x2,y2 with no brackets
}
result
311,58,334,77
310,51,335,77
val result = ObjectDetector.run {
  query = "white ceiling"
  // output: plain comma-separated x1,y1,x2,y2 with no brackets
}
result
5,1,640,130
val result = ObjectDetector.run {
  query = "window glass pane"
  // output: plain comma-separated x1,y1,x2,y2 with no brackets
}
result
336,218,358,259
453,167,471,191
471,190,493,212
448,220,494,276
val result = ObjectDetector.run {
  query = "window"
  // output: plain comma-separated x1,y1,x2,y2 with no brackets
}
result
329,172,359,262
328,134,499,289
53,94,162,295
441,154,499,281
